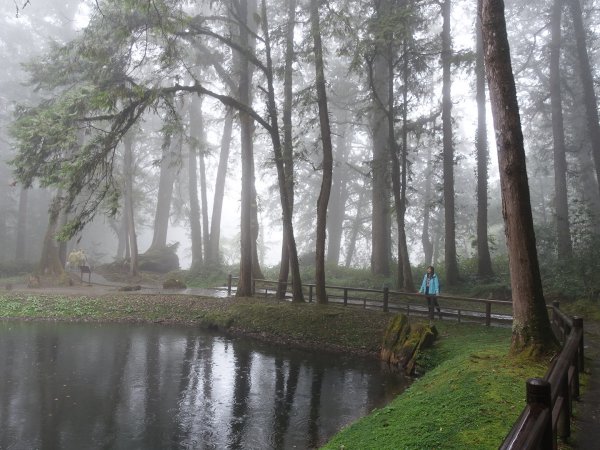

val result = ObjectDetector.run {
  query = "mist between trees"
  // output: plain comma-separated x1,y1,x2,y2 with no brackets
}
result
1,0,599,347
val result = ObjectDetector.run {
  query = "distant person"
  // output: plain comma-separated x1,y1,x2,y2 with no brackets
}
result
419,265,441,319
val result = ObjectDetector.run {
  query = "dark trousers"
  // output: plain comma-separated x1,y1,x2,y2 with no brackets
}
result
426,296,441,319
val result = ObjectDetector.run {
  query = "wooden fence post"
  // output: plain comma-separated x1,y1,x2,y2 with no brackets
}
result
485,302,491,326
343,288,348,307
227,274,232,296
573,317,584,372
309,285,313,303
557,370,571,439
383,287,389,312
526,378,554,449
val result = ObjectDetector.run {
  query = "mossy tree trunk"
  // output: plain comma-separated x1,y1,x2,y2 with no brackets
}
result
479,0,558,355
37,195,64,277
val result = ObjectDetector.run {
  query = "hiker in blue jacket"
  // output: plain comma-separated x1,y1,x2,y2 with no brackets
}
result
419,265,441,319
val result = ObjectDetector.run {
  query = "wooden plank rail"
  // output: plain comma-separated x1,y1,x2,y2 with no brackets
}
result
226,275,513,325
500,303,584,449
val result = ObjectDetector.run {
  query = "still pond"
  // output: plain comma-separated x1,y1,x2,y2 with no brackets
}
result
0,321,408,449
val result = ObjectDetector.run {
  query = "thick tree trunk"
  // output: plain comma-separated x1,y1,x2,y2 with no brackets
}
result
345,189,368,268
198,144,210,264
260,0,304,302
574,141,600,232
370,1,392,277
551,0,573,260
149,131,178,251
236,0,258,297
397,50,414,291
188,96,203,271
37,195,64,276
207,108,234,265
479,0,558,355
58,209,69,267
327,121,350,266
441,0,460,285
123,132,138,276
276,0,297,299
568,0,600,199
421,148,434,265
475,11,494,279
251,185,264,280
311,0,334,304
15,186,28,262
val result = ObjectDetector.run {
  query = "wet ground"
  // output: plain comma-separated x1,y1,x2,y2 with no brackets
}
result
7,271,228,298
572,320,600,448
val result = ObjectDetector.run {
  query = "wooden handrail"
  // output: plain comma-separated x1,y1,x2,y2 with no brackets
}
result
227,275,513,324
500,306,584,449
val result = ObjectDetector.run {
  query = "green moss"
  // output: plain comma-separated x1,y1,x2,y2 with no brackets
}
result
323,322,546,449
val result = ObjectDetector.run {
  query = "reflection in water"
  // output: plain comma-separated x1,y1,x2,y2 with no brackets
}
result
0,321,409,449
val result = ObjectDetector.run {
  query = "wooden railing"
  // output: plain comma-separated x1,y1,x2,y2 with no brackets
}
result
226,275,513,326
500,302,584,449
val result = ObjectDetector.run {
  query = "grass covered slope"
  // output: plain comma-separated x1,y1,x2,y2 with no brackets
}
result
322,323,548,450
0,293,390,355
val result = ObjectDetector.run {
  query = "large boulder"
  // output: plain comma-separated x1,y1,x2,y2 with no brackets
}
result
138,244,180,273
380,314,437,376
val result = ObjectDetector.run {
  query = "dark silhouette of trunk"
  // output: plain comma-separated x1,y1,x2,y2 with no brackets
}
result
277,0,297,299
395,48,414,291
574,141,600,232
421,148,434,265
149,130,178,251
199,142,210,264
251,184,264,279
236,0,259,296
311,0,334,304
551,0,573,260
475,11,494,279
568,0,600,199
345,189,368,268
15,186,28,262
442,0,460,286
260,0,304,302
38,194,64,276
479,0,558,355
123,132,138,276
112,215,127,260
207,108,233,265
58,209,69,266
327,121,350,266
188,96,203,271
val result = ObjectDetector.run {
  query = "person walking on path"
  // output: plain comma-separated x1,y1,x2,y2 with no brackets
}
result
419,266,441,319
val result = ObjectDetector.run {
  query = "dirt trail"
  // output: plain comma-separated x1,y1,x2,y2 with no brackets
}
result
572,320,600,448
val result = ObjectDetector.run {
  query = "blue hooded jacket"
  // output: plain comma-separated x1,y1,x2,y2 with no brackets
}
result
419,273,440,295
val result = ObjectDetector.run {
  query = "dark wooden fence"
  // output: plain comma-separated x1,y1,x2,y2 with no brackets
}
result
226,275,513,326
499,302,584,449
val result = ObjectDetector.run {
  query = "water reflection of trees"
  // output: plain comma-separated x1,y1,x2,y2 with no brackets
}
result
0,323,404,448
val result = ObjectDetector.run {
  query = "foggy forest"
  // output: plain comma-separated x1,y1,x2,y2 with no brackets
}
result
2,0,600,448
1,0,599,313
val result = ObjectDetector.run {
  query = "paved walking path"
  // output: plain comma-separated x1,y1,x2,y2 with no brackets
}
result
572,320,600,448
9,271,228,298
